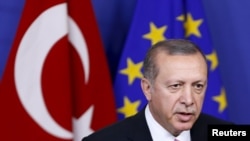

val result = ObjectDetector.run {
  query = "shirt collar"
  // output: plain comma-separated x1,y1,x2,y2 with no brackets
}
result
145,105,191,141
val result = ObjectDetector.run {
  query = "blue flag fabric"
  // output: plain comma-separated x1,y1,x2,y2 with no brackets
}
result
0,0,25,80
114,0,228,120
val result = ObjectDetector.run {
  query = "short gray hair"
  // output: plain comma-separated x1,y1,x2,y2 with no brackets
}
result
142,39,207,82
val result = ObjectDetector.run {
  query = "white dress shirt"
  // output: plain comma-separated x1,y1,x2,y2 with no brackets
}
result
145,105,191,141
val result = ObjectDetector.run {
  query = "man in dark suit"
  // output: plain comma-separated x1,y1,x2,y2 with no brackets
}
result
82,39,232,141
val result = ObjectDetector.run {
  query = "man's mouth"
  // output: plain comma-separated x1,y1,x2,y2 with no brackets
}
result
176,112,194,122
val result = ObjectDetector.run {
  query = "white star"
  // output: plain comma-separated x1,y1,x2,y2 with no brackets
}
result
73,105,94,141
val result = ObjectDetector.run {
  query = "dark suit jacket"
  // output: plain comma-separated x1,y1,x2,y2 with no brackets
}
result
82,108,232,141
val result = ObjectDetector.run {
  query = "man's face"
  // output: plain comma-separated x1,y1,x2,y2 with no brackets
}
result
141,52,207,136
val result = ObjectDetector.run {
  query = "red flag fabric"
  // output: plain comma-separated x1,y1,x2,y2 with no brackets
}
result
0,0,117,140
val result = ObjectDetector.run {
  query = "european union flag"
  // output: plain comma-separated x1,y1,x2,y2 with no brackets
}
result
0,0,25,80
114,0,228,120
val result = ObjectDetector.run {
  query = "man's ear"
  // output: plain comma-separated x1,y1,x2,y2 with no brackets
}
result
141,77,152,101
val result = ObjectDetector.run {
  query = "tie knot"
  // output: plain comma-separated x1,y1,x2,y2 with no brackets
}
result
174,139,179,141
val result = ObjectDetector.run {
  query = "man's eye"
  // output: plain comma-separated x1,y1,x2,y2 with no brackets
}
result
170,84,181,88
168,83,182,93
195,84,203,89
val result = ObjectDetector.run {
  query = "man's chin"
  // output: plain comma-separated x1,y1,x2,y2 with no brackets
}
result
174,122,193,132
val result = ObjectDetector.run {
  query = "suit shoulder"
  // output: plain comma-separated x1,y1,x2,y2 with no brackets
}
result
191,113,233,141
82,109,150,141
81,115,138,141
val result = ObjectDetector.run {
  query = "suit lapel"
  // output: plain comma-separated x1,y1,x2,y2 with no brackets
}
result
127,107,153,141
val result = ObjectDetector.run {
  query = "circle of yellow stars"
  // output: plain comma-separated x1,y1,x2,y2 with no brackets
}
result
117,12,227,118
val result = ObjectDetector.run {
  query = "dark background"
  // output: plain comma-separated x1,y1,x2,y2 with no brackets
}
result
1,0,250,124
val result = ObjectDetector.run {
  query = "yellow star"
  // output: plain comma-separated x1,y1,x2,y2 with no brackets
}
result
177,13,203,37
206,50,219,71
213,88,227,113
185,13,203,37
176,14,185,21
118,96,141,118
120,58,143,85
143,22,167,45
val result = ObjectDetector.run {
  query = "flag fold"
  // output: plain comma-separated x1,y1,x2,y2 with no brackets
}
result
0,0,117,140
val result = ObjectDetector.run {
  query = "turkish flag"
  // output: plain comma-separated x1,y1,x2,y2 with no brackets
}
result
0,0,117,140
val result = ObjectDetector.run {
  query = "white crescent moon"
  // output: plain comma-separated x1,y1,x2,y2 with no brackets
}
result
68,16,89,83
14,3,90,139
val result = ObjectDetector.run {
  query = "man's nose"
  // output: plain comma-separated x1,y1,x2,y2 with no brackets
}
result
180,86,194,106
